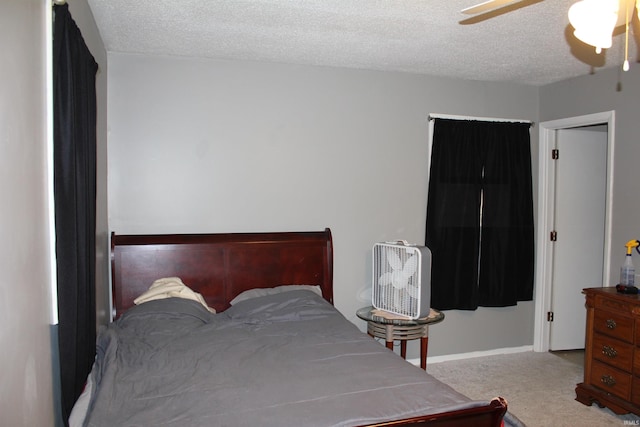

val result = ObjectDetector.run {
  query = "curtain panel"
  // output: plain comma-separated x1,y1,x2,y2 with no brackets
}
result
53,4,98,423
425,119,534,310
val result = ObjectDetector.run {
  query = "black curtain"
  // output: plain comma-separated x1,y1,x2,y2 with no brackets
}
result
425,119,534,310
53,4,98,424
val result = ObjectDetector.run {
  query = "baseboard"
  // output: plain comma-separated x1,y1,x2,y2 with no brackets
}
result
407,345,534,366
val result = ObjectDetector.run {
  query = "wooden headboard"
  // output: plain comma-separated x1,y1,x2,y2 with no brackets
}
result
110,228,333,319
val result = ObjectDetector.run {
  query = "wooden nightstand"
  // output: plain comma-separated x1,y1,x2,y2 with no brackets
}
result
356,306,444,370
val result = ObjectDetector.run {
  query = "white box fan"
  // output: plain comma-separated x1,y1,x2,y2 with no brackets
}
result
372,241,431,319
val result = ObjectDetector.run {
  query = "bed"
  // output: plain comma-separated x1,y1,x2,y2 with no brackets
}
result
74,228,514,426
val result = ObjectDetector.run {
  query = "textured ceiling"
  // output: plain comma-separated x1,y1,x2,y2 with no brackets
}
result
87,0,640,86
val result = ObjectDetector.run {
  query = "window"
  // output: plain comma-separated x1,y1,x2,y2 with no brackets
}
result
425,118,534,310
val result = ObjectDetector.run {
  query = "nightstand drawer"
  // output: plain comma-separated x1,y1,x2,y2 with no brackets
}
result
592,333,633,372
594,309,634,343
591,360,632,400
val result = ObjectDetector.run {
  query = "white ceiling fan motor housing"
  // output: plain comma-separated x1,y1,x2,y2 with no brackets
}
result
372,241,432,319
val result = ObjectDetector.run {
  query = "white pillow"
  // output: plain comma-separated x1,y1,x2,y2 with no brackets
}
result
230,285,322,306
134,277,216,313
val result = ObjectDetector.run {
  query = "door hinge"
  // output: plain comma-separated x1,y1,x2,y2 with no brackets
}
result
552,149,559,160
547,311,554,322
550,231,557,241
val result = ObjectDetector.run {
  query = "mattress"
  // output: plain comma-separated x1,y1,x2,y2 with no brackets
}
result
79,289,497,426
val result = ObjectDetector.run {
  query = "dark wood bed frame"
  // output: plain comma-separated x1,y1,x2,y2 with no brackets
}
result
110,228,507,427
111,228,334,318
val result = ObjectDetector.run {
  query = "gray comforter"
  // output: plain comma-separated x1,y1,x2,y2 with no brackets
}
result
83,290,495,426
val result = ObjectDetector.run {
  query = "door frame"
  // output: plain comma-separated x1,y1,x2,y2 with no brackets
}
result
533,111,615,352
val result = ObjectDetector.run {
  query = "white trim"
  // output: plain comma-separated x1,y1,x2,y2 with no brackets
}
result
46,0,58,325
427,113,534,126
426,118,434,185
406,345,534,366
533,123,556,352
533,111,615,352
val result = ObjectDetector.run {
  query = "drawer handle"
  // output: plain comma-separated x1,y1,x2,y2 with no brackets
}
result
606,319,617,329
602,345,617,358
601,375,617,387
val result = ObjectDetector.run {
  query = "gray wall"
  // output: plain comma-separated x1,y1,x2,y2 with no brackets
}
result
1,1,55,425
107,53,539,357
540,66,640,286
0,1,107,425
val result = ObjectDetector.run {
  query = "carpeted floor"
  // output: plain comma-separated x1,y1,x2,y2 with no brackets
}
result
426,350,640,427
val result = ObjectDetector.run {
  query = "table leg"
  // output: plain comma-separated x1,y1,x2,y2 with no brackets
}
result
420,336,428,370
385,324,394,351
400,341,407,359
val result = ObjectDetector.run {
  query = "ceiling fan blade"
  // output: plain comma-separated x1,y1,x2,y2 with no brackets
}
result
461,0,520,15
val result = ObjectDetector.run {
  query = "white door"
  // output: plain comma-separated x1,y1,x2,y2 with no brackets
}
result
549,126,608,350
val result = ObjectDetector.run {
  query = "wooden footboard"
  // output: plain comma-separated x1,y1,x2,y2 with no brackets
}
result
359,397,507,427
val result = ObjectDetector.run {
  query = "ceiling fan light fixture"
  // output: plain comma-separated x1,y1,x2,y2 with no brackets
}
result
568,0,619,53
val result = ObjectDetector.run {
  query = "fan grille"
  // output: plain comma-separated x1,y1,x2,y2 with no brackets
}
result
372,243,427,318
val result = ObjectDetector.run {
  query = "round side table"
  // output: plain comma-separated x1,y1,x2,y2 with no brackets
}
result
356,306,444,370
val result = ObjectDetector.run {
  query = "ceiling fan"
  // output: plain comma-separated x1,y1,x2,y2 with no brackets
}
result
463,0,636,20
462,0,639,69
461,0,526,15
